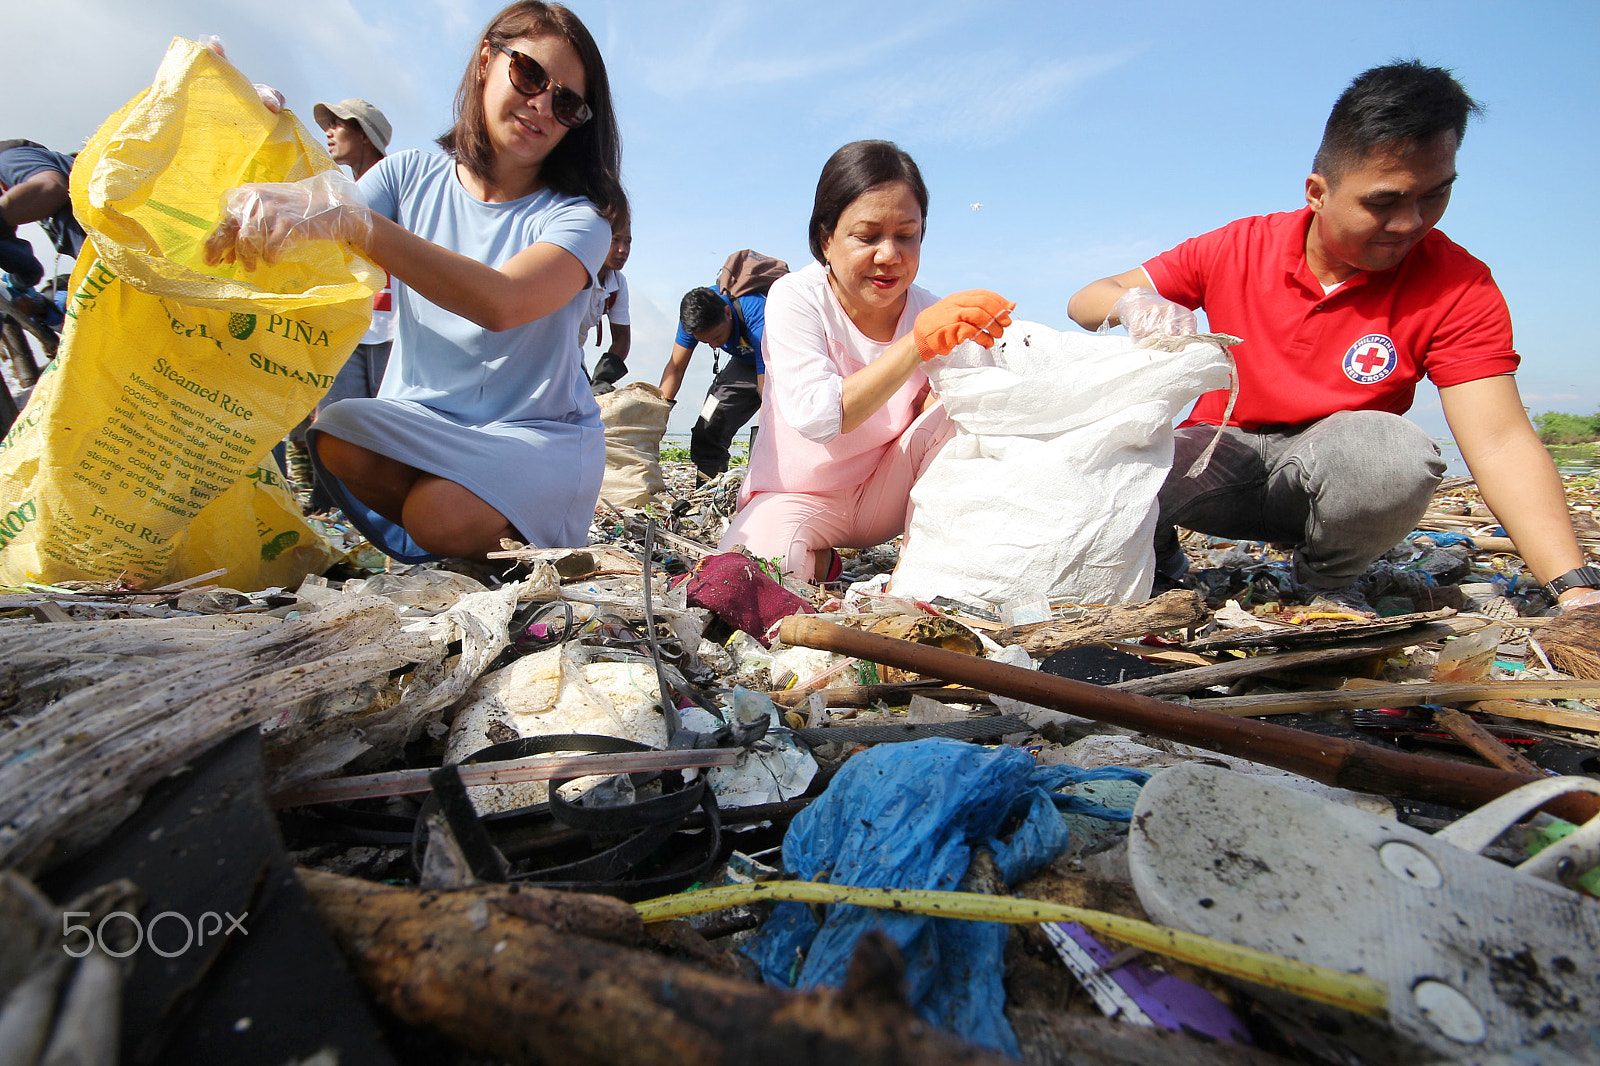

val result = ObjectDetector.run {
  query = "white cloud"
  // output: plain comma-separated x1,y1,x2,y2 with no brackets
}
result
623,0,962,100
0,0,436,157
807,46,1143,147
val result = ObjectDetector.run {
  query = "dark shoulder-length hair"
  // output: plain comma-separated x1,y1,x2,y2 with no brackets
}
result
437,1,627,226
808,140,929,263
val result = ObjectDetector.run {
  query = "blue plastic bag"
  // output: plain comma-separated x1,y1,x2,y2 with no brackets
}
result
1408,529,1476,549
745,738,1145,1055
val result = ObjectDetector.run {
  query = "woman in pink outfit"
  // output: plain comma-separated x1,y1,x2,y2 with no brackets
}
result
719,140,1012,581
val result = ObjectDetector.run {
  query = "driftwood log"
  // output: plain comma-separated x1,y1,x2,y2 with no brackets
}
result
1009,1011,1294,1066
299,869,1011,1066
993,590,1210,656
0,597,429,874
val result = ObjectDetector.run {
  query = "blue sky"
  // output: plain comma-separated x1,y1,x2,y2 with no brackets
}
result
4,0,1596,437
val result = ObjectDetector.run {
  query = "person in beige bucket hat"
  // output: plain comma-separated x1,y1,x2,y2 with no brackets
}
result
296,96,395,511
313,98,391,179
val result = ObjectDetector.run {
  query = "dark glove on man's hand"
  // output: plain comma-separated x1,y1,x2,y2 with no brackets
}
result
592,350,628,387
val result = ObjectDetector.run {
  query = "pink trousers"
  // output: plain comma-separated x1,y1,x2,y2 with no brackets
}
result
720,404,956,579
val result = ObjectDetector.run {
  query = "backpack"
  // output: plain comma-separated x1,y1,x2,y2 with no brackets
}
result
711,250,788,373
716,249,789,300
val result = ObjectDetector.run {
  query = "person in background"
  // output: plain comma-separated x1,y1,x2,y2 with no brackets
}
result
1067,60,1598,613
299,98,396,511
720,140,1011,581
316,98,390,180
581,210,630,393
0,139,85,327
659,284,766,481
207,0,623,562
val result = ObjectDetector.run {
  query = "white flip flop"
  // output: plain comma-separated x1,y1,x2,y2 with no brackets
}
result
1128,763,1600,1061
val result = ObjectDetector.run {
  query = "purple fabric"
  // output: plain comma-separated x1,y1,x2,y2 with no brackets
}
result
685,552,812,647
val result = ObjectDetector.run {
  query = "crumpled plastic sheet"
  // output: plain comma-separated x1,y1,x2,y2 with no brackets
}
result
744,738,1147,1055
680,695,817,808
263,579,529,791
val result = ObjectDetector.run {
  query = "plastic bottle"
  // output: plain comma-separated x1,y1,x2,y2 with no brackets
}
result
1432,624,1504,683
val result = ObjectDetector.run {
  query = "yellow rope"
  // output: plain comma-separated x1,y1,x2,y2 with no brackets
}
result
635,881,1386,1018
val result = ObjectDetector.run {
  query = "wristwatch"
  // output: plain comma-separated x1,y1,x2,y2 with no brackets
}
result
1543,566,1600,600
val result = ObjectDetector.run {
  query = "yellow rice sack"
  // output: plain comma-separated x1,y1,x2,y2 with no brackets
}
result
0,38,381,589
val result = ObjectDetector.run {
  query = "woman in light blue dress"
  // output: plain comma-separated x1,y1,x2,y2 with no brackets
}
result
207,1,624,561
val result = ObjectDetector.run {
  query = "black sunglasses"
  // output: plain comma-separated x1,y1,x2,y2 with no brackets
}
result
493,43,592,129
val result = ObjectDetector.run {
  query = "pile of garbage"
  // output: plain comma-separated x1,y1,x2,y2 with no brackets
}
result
1,463,1598,1066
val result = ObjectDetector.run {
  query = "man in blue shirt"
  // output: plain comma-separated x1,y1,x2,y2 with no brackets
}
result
0,140,86,292
658,286,765,480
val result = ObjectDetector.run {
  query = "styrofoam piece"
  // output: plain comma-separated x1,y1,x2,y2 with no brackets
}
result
1128,763,1600,1061
769,645,841,689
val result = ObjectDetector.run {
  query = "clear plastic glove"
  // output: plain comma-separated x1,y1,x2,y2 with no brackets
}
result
253,84,286,113
1560,588,1600,612
1109,287,1197,342
913,289,1014,361
203,173,372,270
199,35,284,112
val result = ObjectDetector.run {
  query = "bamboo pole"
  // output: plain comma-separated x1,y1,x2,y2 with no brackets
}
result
1465,699,1600,733
777,617,1600,823
1192,679,1600,716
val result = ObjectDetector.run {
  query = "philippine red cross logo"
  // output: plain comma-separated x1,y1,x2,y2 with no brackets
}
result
1341,333,1398,384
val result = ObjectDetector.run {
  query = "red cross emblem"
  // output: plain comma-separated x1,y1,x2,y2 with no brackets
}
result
1342,334,1397,384
1353,345,1388,374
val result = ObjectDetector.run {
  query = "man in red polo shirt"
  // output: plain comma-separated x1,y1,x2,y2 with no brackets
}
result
1068,61,1597,612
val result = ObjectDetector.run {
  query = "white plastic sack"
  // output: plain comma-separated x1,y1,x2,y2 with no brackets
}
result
891,321,1232,607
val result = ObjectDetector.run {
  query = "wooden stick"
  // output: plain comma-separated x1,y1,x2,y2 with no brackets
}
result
1110,618,1481,696
993,590,1211,656
1431,709,1545,775
147,567,229,593
1465,699,1600,734
777,616,1600,823
30,602,72,624
1191,679,1600,717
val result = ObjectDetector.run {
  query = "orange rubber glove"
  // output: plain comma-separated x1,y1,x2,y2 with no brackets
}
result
913,289,1015,360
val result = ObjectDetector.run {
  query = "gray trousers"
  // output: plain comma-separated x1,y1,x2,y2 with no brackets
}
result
1154,410,1445,589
